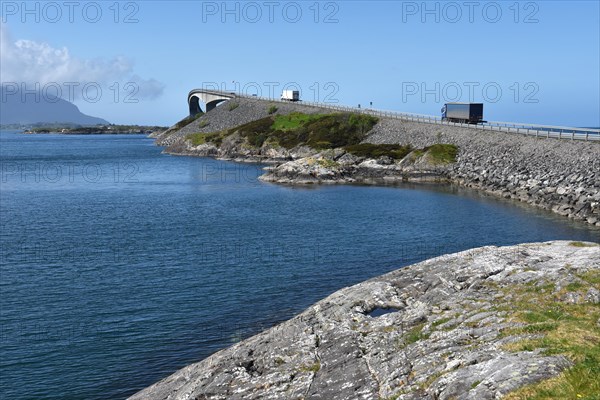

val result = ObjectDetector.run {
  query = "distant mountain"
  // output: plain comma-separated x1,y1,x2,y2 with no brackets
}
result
0,85,109,126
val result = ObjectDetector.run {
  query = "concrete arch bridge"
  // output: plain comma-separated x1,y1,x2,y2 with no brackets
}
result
188,89,237,115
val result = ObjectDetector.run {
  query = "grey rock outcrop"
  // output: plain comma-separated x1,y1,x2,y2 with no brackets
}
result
260,149,447,185
129,241,600,400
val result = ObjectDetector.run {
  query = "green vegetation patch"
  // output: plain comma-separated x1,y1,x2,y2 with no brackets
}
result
267,105,278,114
271,112,324,131
317,158,340,168
344,143,413,159
498,269,600,400
187,132,226,147
425,144,458,164
233,117,276,148
269,112,379,149
404,323,431,345
569,242,598,248
578,271,600,286
302,114,378,149
431,317,453,328
299,361,321,373
197,112,379,150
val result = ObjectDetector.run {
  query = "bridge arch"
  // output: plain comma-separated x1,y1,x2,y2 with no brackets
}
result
188,90,237,116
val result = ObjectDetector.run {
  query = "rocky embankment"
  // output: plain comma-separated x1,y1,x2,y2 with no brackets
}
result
365,119,600,226
154,98,600,226
130,241,600,400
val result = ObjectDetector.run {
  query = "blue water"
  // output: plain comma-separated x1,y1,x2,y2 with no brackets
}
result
1,131,598,399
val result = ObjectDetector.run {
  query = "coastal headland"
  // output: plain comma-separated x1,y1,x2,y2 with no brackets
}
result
153,97,600,226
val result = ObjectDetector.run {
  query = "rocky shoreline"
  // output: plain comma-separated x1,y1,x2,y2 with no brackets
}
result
130,241,600,399
153,98,600,226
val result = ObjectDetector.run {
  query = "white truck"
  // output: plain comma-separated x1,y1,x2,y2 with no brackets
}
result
281,90,300,102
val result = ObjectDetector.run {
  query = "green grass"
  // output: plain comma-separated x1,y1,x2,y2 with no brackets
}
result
569,242,597,248
344,143,413,159
412,149,425,158
523,282,557,294
578,271,600,286
228,102,239,111
267,105,278,114
299,361,321,373
425,144,458,164
301,114,378,149
271,112,324,131
186,132,225,146
431,317,452,328
219,112,379,150
404,323,430,345
233,117,275,147
505,344,600,399
566,282,585,291
317,158,340,168
498,270,600,400
522,311,553,323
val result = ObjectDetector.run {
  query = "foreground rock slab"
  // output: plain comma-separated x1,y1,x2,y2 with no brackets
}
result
130,241,599,399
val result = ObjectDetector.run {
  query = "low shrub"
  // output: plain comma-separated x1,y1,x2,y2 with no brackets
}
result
344,143,413,159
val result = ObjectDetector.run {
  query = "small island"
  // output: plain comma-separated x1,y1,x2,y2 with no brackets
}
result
20,123,168,135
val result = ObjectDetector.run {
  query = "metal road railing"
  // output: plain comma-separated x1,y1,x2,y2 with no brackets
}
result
188,89,600,142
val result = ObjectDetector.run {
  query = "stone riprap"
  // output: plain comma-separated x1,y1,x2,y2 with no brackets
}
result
129,241,599,399
155,98,600,226
365,119,600,226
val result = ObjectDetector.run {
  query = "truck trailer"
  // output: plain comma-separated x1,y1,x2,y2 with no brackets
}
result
441,103,484,124
281,90,300,102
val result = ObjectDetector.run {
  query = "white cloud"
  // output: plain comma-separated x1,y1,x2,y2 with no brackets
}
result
0,23,164,100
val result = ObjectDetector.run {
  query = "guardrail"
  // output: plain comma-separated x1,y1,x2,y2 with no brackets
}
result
189,89,600,142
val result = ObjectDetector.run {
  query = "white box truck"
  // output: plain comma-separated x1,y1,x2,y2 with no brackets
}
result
281,90,300,102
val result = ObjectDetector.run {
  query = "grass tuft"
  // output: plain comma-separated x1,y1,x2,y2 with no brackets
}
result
569,242,597,248
299,361,321,373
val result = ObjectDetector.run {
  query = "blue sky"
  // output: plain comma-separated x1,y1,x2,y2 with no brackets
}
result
1,0,599,126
